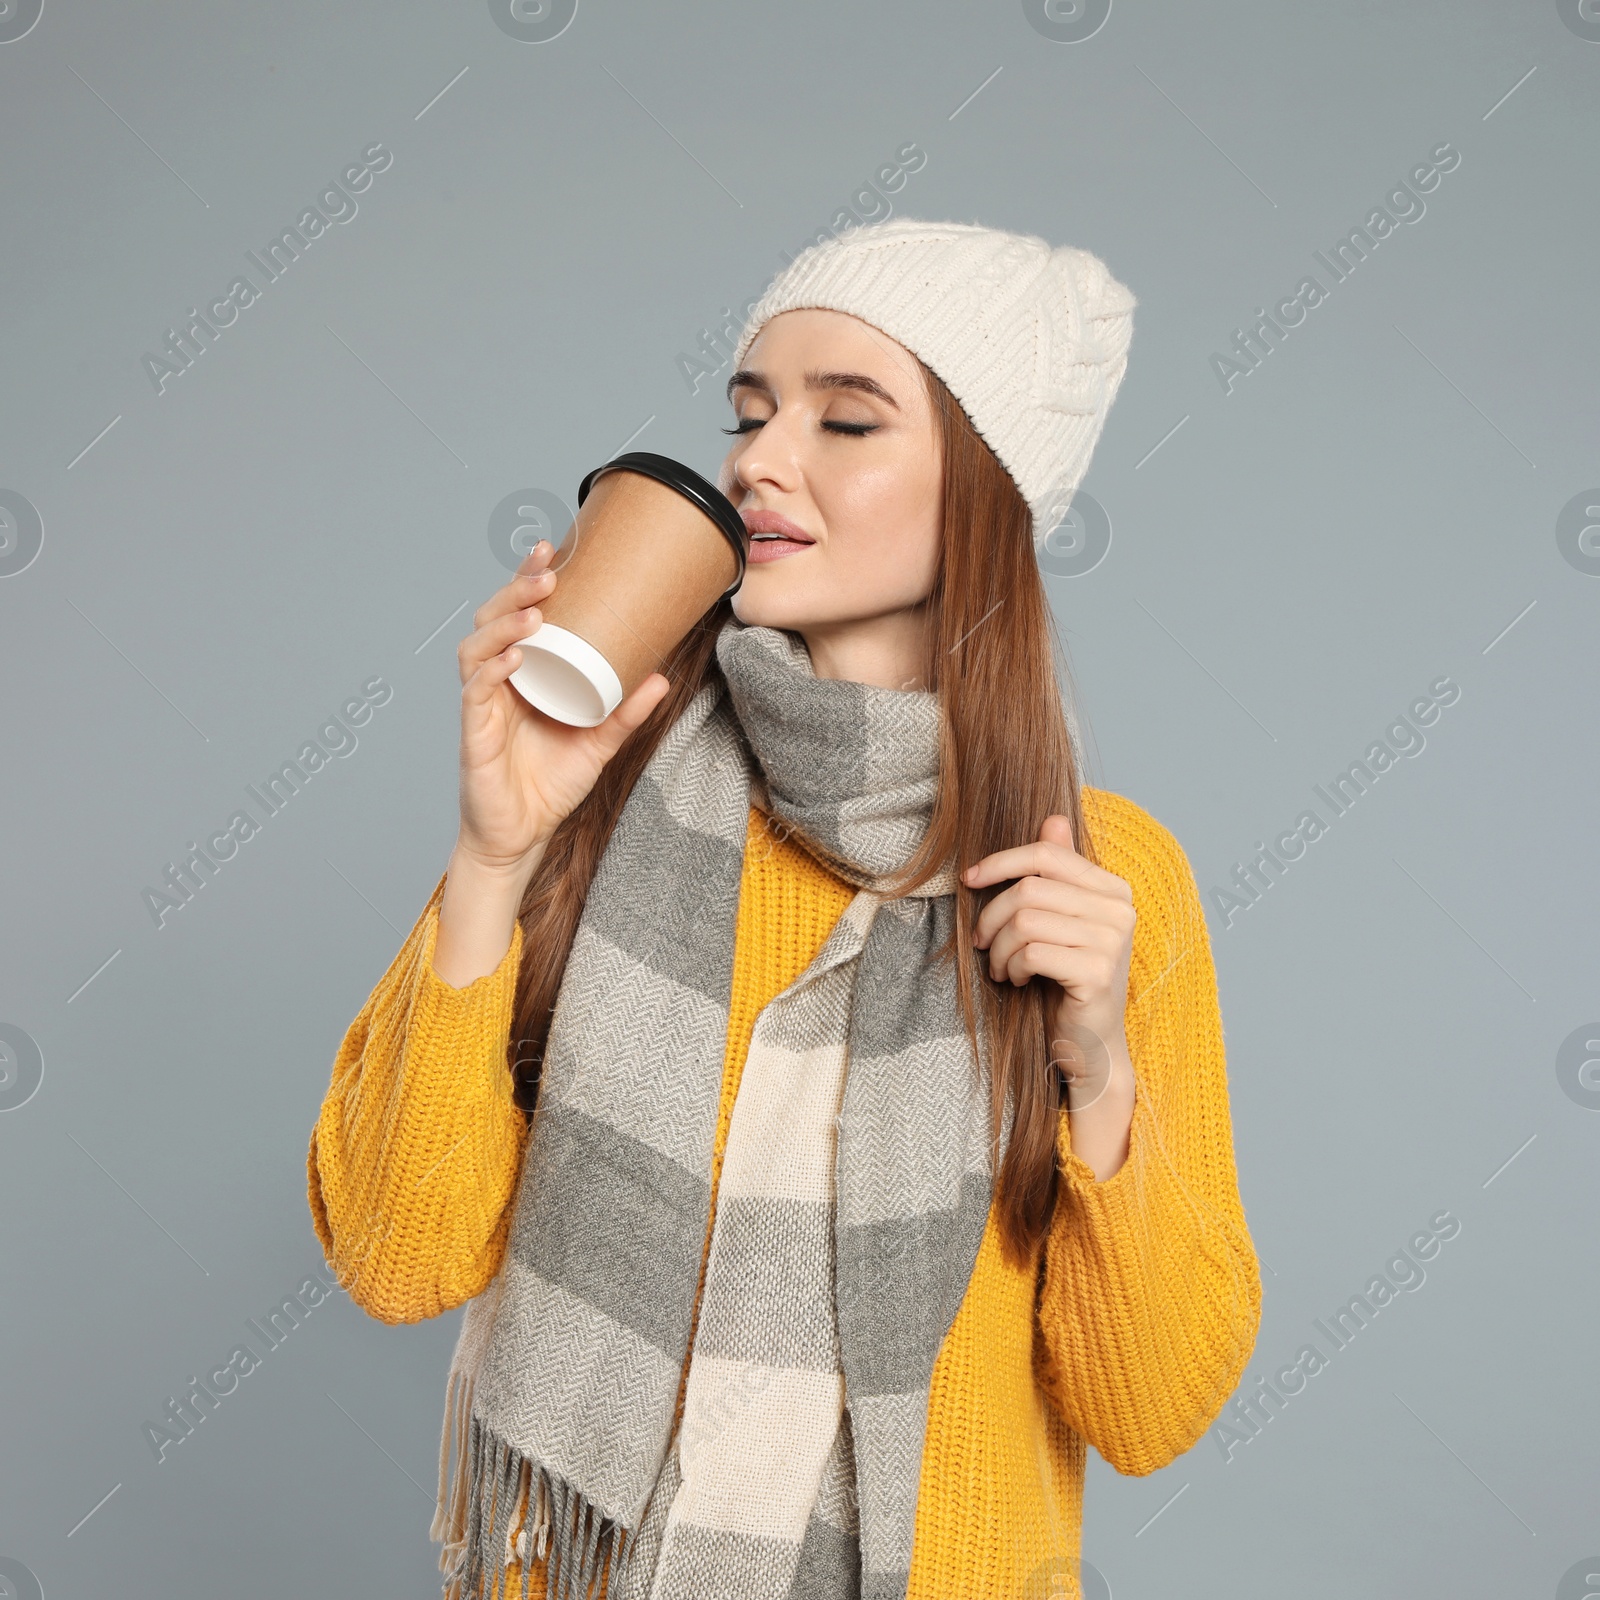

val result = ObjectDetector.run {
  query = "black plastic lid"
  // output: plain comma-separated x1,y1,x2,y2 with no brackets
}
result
576,451,749,597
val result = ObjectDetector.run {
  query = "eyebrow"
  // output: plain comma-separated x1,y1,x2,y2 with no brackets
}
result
724,366,901,410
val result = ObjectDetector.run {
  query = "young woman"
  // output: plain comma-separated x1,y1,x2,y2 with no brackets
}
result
309,218,1261,1600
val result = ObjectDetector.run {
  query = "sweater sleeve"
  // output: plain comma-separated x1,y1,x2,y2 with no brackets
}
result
1035,792,1262,1475
307,870,530,1325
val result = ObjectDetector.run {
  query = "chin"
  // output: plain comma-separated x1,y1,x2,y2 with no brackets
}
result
731,575,817,632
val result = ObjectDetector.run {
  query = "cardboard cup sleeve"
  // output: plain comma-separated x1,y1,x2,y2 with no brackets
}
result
507,453,748,726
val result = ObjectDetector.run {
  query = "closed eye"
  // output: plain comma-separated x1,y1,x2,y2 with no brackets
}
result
720,418,878,437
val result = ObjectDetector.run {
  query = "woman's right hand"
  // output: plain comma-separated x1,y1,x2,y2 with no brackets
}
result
455,539,671,877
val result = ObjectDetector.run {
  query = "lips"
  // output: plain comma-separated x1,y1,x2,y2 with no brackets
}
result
741,509,815,543
741,508,816,564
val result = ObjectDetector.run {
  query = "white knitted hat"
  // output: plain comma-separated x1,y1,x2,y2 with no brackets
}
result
731,217,1137,552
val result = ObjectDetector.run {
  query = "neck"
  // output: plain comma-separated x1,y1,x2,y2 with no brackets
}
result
796,603,931,690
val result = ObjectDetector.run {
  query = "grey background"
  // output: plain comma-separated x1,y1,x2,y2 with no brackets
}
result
2,0,1596,1595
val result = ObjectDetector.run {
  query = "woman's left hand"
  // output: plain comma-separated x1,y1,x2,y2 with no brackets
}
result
964,813,1137,1111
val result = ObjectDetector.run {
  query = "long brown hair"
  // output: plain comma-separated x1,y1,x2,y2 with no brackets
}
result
506,357,1098,1268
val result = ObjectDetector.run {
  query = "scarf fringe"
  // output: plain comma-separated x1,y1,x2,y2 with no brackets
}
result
434,1368,636,1600
431,1362,474,1560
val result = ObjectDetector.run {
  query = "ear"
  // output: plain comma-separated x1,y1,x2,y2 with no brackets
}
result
1040,812,1076,852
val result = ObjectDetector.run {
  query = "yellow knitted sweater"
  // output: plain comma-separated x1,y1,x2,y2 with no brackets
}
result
308,788,1260,1599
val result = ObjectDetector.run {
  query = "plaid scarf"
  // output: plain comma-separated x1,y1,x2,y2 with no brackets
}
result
433,618,1006,1600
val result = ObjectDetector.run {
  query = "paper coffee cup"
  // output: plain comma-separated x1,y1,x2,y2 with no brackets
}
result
507,453,748,726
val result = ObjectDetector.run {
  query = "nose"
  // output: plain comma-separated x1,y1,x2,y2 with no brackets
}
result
727,413,800,504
